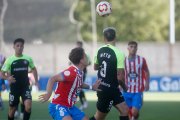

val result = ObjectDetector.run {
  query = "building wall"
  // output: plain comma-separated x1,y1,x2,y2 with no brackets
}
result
3,42,180,75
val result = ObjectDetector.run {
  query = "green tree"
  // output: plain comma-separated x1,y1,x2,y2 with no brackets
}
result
74,0,169,42
175,0,180,41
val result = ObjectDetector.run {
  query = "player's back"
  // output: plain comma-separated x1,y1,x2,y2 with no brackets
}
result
96,44,123,92
52,66,83,107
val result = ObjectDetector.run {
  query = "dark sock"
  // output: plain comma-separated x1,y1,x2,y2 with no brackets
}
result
23,110,31,120
8,115,14,120
119,116,129,120
90,116,96,120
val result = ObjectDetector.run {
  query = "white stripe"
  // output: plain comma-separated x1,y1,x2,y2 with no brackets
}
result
68,76,78,105
135,56,139,93
125,58,130,92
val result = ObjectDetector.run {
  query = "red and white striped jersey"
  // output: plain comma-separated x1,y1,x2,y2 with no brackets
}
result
124,55,148,93
51,65,83,107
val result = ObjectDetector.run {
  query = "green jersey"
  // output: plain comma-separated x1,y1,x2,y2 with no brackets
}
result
2,54,35,88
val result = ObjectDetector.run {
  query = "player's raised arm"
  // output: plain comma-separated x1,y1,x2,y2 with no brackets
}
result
39,73,63,103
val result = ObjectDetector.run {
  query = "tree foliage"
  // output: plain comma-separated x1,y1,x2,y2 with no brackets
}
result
74,0,171,42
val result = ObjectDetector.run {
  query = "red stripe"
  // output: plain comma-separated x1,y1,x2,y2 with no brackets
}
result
133,58,136,93
138,56,141,92
128,59,132,92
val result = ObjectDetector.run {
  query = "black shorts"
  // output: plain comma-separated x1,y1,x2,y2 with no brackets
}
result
96,89,125,113
9,86,32,107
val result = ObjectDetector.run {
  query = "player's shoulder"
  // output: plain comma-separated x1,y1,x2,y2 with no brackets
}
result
66,66,78,73
5,55,15,62
22,54,33,61
22,54,32,59
63,66,77,77
137,55,146,60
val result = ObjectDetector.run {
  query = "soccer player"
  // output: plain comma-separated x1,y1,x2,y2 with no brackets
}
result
90,27,129,120
123,41,150,120
0,54,6,110
76,41,90,110
39,47,101,120
1,38,39,120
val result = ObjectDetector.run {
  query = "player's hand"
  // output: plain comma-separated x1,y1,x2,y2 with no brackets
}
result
39,92,51,103
7,75,16,83
92,79,101,91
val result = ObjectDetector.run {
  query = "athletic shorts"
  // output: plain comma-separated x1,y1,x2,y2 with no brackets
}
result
9,86,32,107
49,103,85,120
96,89,125,113
123,92,143,110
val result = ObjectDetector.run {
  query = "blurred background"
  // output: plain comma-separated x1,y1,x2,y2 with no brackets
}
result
0,0,180,119
1,0,180,91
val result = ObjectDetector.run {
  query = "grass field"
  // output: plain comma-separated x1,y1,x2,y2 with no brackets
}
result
0,92,180,120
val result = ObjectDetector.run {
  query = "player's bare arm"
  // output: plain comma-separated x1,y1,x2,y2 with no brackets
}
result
31,67,39,87
0,71,16,84
144,67,150,91
94,63,99,70
117,68,127,91
81,79,101,91
31,67,40,90
39,73,63,103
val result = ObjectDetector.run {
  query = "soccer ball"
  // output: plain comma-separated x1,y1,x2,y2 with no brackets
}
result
96,1,112,17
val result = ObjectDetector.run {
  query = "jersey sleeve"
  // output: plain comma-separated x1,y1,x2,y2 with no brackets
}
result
61,69,76,82
93,49,99,65
28,57,35,69
116,51,125,69
1,58,11,72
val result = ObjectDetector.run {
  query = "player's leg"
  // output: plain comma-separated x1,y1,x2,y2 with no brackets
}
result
123,92,133,120
79,90,88,110
79,90,84,110
82,90,88,108
0,92,4,110
14,105,19,118
8,106,17,120
49,103,73,120
90,92,111,120
70,106,88,120
19,99,25,119
131,93,143,120
22,88,32,120
114,91,129,120
23,99,32,120
91,110,108,120
8,92,20,120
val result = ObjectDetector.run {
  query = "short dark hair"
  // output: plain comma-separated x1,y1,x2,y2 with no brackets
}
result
69,47,84,65
128,40,138,47
14,38,25,45
103,27,116,41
